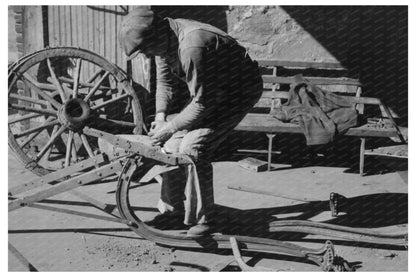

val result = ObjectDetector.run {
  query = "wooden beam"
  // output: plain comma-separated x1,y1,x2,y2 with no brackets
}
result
9,161,123,212
257,60,347,70
262,76,361,86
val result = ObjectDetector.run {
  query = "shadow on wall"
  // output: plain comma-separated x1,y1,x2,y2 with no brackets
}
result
282,6,408,124
151,6,229,32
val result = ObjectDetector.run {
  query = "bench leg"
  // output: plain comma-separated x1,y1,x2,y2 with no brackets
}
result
360,138,366,176
266,134,276,171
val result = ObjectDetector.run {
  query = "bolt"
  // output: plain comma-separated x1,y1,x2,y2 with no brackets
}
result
97,172,102,177
77,180,82,184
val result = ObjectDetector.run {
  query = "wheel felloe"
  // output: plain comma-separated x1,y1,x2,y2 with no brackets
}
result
8,47,145,175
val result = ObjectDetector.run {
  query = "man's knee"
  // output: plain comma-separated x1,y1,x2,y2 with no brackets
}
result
179,128,214,161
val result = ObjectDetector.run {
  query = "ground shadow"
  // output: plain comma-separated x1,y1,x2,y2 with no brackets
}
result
144,192,407,250
216,131,407,175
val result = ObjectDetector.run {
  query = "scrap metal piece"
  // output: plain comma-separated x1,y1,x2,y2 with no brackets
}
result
227,185,320,202
329,192,345,217
318,241,353,272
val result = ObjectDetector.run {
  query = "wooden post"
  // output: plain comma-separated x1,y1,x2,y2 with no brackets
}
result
266,134,276,171
360,137,366,176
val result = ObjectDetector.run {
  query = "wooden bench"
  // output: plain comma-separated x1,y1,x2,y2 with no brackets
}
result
235,60,406,175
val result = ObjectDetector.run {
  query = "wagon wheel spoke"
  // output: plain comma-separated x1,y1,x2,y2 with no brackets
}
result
72,58,82,98
19,118,56,149
9,93,49,107
86,69,105,83
84,71,110,102
9,47,144,175
46,58,67,102
9,103,57,117
14,118,59,139
91,93,130,111
65,130,75,167
80,133,95,158
71,135,79,163
43,124,60,161
21,73,62,109
96,115,137,128
20,130,42,149
58,76,112,91
35,125,67,162
8,113,43,124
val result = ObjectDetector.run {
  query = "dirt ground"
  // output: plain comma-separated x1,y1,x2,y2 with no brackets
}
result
8,141,408,272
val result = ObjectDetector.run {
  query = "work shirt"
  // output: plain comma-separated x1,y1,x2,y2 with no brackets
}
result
155,18,261,132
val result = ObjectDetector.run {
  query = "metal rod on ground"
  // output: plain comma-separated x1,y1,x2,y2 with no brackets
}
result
227,185,321,202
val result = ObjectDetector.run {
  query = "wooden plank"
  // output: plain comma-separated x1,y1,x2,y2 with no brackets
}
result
87,6,94,77
235,113,398,138
257,60,347,70
260,90,290,99
257,92,381,106
253,98,282,109
344,126,398,137
8,154,106,196
262,76,361,86
64,5,72,46
71,6,78,47
235,113,302,133
9,161,123,212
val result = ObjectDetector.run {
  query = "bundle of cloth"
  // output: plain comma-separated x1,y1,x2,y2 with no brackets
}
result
270,75,358,145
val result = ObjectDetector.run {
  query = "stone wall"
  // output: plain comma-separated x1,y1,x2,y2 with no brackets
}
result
226,6,335,62
225,6,408,122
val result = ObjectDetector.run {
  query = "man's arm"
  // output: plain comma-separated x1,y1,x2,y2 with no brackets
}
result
155,56,175,121
166,47,210,132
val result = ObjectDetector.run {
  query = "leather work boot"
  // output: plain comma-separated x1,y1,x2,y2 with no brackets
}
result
145,211,185,230
186,224,213,237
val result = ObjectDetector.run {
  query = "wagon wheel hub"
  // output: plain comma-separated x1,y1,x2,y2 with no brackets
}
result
58,98,91,131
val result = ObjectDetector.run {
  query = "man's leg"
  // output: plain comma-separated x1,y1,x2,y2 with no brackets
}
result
158,131,188,214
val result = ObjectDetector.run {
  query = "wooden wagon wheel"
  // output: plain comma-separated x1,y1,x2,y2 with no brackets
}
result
8,47,146,176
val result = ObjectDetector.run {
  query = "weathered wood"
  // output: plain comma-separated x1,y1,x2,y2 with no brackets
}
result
236,113,398,138
9,160,123,212
8,154,106,196
360,138,366,176
262,76,361,86
257,60,347,70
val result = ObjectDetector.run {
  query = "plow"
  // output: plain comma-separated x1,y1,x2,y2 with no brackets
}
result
8,47,407,271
